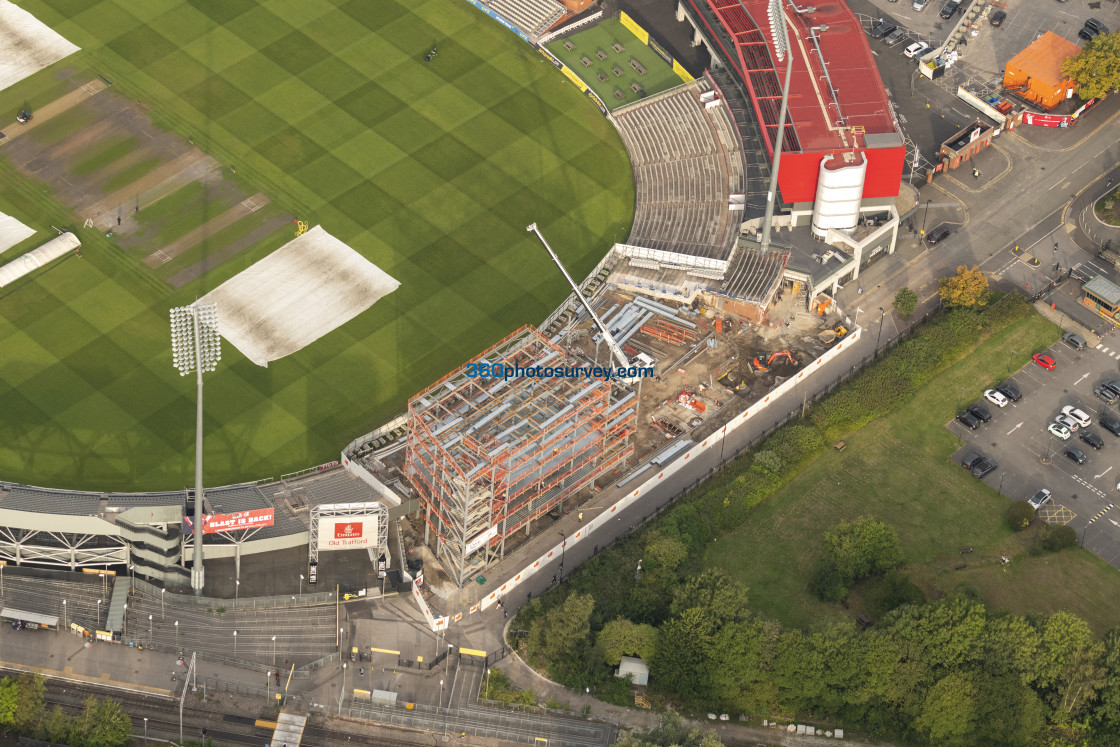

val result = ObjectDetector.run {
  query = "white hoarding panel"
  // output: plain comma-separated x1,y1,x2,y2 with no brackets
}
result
318,516,379,551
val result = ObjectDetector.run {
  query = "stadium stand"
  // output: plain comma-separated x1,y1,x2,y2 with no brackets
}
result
0,485,102,516
205,484,306,541
473,0,566,39
304,470,384,507
612,80,744,262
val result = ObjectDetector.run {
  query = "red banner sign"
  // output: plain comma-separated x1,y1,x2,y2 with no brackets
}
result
1022,111,1070,128
184,508,275,534
335,521,363,540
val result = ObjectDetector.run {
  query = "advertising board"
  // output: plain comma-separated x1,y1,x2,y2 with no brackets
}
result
318,516,379,550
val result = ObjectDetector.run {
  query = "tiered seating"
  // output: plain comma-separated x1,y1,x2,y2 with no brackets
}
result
0,486,101,515
206,484,305,539
306,470,381,507
478,0,566,38
613,81,746,262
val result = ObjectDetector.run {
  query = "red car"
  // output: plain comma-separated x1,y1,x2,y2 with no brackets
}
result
1033,353,1056,370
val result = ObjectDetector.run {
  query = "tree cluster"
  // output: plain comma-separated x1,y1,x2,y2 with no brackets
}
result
811,516,903,602
0,674,132,747
1060,32,1120,101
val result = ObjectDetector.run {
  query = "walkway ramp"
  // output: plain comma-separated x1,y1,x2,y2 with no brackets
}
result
269,711,306,747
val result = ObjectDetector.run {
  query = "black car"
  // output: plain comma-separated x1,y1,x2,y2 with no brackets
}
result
1085,18,1110,34
997,381,1022,402
990,9,1006,26
926,225,951,245
968,403,992,422
870,21,897,38
970,457,997,478
962,452,983,469
957,412,981,430
1095,385,1118,405
1080,431,1105,449
1064,447,1087,465
1102,379,1120,399
1101,414,1120,437
940,0,961,18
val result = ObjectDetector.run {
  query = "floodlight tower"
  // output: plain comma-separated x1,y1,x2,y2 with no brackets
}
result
757,0,808,253
170,302,221,593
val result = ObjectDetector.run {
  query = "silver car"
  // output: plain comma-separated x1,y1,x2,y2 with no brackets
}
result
913,0,930,9
1028,489,1052,510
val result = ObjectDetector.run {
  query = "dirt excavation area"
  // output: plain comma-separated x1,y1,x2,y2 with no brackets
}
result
0,75,290,287
562,289,841,465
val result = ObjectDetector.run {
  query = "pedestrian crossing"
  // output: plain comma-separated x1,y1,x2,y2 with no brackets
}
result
1095,344,1120,359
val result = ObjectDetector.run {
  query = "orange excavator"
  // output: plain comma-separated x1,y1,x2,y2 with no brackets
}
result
767,350,797,367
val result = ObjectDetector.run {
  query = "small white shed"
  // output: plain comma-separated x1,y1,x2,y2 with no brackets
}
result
616,656,649,686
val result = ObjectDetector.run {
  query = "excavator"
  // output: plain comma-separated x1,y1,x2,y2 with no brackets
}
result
753,350,798,372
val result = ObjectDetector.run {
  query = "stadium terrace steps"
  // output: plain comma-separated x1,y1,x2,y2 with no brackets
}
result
479,0,566,37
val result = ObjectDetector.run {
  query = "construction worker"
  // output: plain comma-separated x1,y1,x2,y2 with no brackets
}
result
578,512,583,521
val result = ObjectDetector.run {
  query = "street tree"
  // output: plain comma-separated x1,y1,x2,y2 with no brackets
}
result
598,618,657,666
915,672,976,745
1060,32,1120,100
893,287,919,318
74,696,132,747
938,265,989,307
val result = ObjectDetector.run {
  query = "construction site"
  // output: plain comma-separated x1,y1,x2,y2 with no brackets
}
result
395,285,846,591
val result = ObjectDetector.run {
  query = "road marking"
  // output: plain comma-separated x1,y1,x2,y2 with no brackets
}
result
1006,422,1023,435
1095,466,1114,480
1110,518,1119,528
1088,504,1115,524
1075,373,1089,385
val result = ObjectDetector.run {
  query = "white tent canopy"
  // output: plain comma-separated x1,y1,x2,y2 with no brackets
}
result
0,0,80,93
0,211,35,255
0,232,80,288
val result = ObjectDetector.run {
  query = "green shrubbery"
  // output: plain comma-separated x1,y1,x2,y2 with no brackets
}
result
0,674,131,747
1007,501,1037,531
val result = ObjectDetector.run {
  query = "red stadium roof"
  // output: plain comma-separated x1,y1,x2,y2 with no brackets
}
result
691,0,899,156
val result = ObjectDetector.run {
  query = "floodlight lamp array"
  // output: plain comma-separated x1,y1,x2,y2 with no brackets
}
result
170,303,221,376
767,0,788,61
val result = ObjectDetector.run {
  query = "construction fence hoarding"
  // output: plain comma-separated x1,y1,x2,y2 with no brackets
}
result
183,508,275,535
318,516,379,550
619,11,694,82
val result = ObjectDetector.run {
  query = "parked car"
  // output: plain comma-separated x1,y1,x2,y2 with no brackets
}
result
940,0,962,18
970,456,998,478
1080,431,1105,449
990,9,1007,26
904,41,930,58
870,21,897,38
962,452,983,469
885,28,907,45
1061,405,1092,427
984,389,1009,407
1101,379,1120,399
1048,422,1072,441
926,225,951,245
1062,332,1087,350
913,0,930,9
968,403,992,422
957,411,981,429
1085,18,1110,34
1032,353,1056,370
997,381,1022,401
1064,447,1087,465
1054,414,1080,432
1028,489,1052,510
1094,385,1118,405
1100,414,1120,437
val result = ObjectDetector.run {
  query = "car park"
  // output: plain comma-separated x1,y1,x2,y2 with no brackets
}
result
990,10,1007,26
1048,422,1072,440
984,389,1009,407
1033,353,1056,370
904,41,929,58
997,381,1022,402
968,403,991,422
885,28,906,45
1094,385,1118,405
1080,431,1104,449
1054,414,1079,432
870,21,897,38
1028,489,1052,510
926,225,951,245
1062,332,1087,350
957,411,981,429
969,456,998,478
1061,405,1092,428
1064,447,1087,465
1101,414,1120,437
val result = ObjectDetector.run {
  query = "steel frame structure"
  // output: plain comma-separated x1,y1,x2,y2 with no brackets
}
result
404,326,636,586
0,526,126,569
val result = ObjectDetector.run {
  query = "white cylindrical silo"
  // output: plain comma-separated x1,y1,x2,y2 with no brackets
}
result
811,152,867,238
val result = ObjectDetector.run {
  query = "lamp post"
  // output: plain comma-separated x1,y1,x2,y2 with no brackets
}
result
174,620,179,648
440,678,444,709
300,574,304,598
149,614,153,640
96,599,101,627
955,386,966,414
123,603,127,638
1007,349,1017,376
62,600,67,629
129,564,134,594
920,199,932,236
235,579,239,608
170,301,221,594
143,717,148,745
485,668,491,698
559,530,566,580
759,0,796,254
998,472,1006,496
876,307,886,351
272,635,277,666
